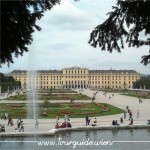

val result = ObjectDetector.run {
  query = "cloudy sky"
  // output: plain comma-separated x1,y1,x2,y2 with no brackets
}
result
1,0,150,74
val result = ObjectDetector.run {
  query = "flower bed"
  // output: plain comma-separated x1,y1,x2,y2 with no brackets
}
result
95,102,109,111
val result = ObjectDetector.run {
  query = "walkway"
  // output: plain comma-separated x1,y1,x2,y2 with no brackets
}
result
0,89,150,133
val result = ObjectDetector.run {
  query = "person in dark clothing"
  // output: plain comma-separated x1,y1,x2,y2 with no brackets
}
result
67,122,72,128
86,115,89,126
19,121,24,132
120,118,123,123
112,120,115,125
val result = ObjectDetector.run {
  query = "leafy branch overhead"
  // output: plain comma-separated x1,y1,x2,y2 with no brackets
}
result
88,0,150,65
1,0,60,66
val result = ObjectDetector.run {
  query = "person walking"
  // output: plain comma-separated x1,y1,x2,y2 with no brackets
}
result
35,119,39,130
136,110,140,118
85,115,89,126
88,116,91,126
128,110,132,120
124,110,127,119
19,121,24,132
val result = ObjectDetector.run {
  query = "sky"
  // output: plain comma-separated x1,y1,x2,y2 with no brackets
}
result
1,0,150,74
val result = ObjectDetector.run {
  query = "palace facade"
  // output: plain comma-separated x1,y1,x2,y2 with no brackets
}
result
11,67,140,90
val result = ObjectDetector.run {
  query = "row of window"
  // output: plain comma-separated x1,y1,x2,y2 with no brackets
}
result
64,70,86,74
15,75,138,80
35,85,132,89
89,85,131,89
89,76,138,80
89,81,132,84
25,81,132,86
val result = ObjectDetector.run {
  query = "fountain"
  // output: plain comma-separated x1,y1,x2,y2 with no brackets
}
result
26,43,38,120
27,70,38,120
26,45,39,150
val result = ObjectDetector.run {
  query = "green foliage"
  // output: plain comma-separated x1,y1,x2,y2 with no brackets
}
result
43,100,50,105
4,93,91,100
0,73,21,92
1,0,60,65
133,75,150,89
89,0,150,65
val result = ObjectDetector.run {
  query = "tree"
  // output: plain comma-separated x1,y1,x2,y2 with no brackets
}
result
133,75,150,89
1,0,60,66
0,73,21,92
88,0,150,65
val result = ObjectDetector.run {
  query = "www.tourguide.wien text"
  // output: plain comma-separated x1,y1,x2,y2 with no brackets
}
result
37,138,113,149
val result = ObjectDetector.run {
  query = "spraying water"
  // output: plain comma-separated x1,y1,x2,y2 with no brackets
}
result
27,70,37,119
26,45,39,119
27,45,39,150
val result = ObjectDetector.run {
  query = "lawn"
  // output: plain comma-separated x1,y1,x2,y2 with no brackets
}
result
37,89,77,93
120,91,150,99
0,102,123,119
4,95,27,100
39,93,91,100
4,93,91,100
100,89,150,99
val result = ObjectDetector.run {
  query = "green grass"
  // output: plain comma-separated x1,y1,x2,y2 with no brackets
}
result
4,95,26,100
120,93,150,99
4,93,91,100
39,93,91,100
0,103,123,119
99,89,150,99
120,91,150,99
38,89,77,93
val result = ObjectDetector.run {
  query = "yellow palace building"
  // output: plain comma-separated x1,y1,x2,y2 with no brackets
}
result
11,67,140,90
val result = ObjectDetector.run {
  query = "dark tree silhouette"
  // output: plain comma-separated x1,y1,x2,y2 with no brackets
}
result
89,0,150,65
0,72,21,92
133,75,150,89
1,0,60,66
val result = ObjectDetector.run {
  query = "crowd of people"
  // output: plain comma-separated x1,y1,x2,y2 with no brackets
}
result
55,115,72,129
0,114,24,132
